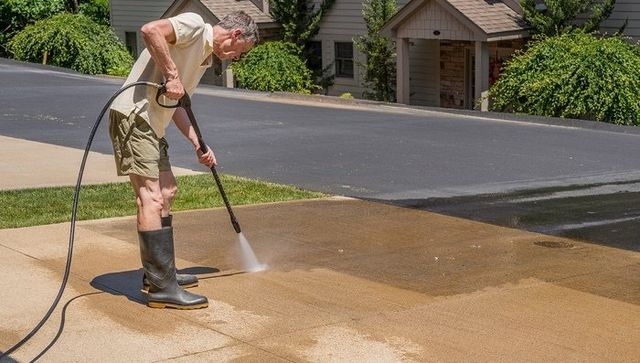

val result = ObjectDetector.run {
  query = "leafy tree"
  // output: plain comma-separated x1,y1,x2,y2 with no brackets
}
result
354,0,396,101
270,0,336,91
489,31,640,125
0,0,66,54
231,41,316,93
270,0,335,47
521,0,616,35
9,13,132,76
79,0,110,26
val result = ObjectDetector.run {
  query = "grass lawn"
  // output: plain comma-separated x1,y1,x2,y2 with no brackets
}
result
0,173,327,229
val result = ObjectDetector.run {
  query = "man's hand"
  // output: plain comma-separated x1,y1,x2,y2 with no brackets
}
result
196,144,217,168
164,77,185,100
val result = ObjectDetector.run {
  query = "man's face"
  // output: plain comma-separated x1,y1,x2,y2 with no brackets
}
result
216,29,254,60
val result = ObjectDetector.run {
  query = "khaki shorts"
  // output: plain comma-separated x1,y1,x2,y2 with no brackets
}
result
109,110,171,178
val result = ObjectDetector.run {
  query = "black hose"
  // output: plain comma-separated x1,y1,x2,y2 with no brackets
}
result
0,81,161,361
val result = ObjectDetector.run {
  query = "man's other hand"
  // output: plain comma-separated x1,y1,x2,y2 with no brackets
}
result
196,145,217,167
165,77,185,100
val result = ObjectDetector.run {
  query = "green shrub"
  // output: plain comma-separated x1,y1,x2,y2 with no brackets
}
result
8,13,133,76
490,32,640,125
339,92,354,99
231,41,316,93
79,0,110,26
0,0,66,54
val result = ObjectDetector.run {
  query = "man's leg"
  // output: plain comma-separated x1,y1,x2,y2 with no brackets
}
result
110,111,206,309
129,174,163,231
160,170,177,225
156,169,199,289
130,173,207,309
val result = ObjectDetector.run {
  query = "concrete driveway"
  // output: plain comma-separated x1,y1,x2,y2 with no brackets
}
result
2,199,639,362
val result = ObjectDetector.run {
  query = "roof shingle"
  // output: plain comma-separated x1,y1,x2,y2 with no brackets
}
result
447,0,527,34
199,0,274,24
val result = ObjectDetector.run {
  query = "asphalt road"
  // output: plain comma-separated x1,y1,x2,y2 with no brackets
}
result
2,59,639,250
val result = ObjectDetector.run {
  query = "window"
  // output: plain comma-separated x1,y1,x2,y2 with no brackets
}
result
334,42,354,78
125,31,138,57
306,41,323,74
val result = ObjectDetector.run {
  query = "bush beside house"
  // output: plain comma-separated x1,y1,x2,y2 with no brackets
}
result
490,31,640,125
232,41,316,93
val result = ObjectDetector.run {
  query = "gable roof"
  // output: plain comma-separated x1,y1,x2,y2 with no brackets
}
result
164,0,274,24
382,0,529,41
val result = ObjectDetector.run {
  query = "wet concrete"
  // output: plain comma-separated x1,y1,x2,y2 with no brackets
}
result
382,179,640,252
2,198,640,361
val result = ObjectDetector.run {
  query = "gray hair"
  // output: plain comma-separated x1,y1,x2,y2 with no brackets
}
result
218,11,259,43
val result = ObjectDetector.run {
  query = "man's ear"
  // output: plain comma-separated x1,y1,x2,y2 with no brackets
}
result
231,29,243,40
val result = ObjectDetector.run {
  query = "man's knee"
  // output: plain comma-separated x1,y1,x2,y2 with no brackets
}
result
130,174,164,212
136,189,164,212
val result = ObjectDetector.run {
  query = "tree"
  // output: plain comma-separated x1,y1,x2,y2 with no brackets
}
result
489,31,640,125
0,0,66,55
269,0,336,91
354,0,397,101
521,0,617,35
269,0,335,47
9,13,132,76
79,0,110,26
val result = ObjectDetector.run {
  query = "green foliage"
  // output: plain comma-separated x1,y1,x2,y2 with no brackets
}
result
8,13,132,76
79,0,110,25
269,0,335,47
354,0,397,101
0,0,66,54
489,31,640,125
521,0,616,36
339,92,354,99
269,0,336,90
232,41,316,93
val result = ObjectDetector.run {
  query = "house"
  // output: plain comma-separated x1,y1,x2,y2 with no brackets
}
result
314,0,636,109
380,0,528,108
110,0,639,108
109,0,277,86
311,0,528,107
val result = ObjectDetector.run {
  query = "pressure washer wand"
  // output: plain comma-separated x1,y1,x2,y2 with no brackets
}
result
156,88,242,233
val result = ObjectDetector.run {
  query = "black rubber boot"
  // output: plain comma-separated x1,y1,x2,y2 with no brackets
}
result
141,215,198,291
138,228,208,309
161,215,173,228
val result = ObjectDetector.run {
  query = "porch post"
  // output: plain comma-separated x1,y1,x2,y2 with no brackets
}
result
396,37,410,104
222,59,234,88
474,40,489,110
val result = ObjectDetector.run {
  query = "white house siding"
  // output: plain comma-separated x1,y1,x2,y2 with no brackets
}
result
313,0,412,98
600,0,640,40
110,0,174,56
408,39,440,106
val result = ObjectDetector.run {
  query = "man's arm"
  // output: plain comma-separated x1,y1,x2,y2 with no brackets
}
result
173,107,216,167
140,19,184,99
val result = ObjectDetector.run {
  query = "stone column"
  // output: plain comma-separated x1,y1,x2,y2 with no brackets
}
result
474,40,489,110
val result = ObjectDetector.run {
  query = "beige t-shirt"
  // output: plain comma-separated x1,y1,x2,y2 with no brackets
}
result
111,12,213,138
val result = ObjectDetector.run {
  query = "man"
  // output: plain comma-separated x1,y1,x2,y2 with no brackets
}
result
109,11,257,309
